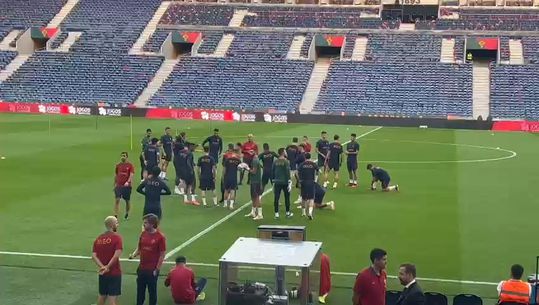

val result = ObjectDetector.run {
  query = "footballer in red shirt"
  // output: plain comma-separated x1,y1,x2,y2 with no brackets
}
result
353,248,387,305
92,216,123,305
239,134,259,185
114,152,134,220
165,256,207,304
303,136,312,153
129,214,166,305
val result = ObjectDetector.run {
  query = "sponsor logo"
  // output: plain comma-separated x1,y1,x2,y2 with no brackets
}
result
263,113,288,123
240,113,256,122
232,112,240,122
209,112,224,121
75,107,91,115
39,104,62,114
38,105,46,113
13,104,32,113
201,111,210,120
98,107,121,116
175,110,194,120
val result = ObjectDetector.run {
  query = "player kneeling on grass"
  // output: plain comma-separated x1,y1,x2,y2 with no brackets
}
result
197,146,217,206
165,256,207,304
245,156,264,220
298,152,319,220
92,216,123,305
314,182,335,210
367,164,399,192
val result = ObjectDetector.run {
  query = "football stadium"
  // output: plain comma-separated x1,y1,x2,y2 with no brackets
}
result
1,1,539,305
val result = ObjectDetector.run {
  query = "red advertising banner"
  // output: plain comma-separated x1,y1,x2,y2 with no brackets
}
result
492,120,539,132
0,102,71,115
145,108,238,121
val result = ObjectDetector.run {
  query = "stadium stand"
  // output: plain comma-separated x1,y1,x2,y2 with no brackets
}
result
148,57,313,111
227,31,295,59
197,31,224,55
0,52,163,105
300,33,315,58
159,4,235,26
490,64,539,120
143,29,170,53
315,61,473,117
49,31,69,50
365,34,442,62
0,52,17,70
0,0,66,34
522,36,539,63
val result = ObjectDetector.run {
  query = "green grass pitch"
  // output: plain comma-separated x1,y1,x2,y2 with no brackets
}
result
1,113,538,305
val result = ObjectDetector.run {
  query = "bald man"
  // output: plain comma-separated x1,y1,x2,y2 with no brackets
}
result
92,216,123,305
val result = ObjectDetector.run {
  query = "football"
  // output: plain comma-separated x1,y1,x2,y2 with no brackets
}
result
237,162,250,170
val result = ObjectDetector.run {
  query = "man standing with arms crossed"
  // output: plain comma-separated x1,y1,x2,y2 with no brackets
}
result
353,248,388,305
272,148,293,219
92,216,123,305
129,214,166,305
113,152,134,220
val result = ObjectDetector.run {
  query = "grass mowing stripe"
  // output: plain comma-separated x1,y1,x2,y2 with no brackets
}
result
164,188,274,260
164,126,383,260
0,250,497,285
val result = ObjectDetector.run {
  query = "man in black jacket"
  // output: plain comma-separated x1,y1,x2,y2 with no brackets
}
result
397,263,425,305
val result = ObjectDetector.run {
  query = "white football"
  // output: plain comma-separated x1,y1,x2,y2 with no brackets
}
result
238,162,250,170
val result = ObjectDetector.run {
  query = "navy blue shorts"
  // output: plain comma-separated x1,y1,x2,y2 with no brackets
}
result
114,186,132,201
143,205,162,219
381,179,390,189
163,151,172,162
317,157,326,168
262,172,272,186
224,178,238,191
99,275,121,296
328,162,340,171
184,173,195,186
250,183,262,199
347,160,357,171
301,181,315,200
199,178,215,191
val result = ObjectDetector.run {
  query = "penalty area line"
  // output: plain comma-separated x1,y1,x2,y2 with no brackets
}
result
0,250,497,285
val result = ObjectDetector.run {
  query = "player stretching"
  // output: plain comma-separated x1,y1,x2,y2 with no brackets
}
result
298,152,318,220
223,147,241,209
136,166,171,219
316,131,330,186
143,138,160,179
286,138,300,202
139,129,152,181
240,134,258,185
367,164,399,192
273,148,293,219
345,133,360,187
114,152,134,220
179,144,197,205
159,127,173,180
201,128,223,164
173,135,185,195
325,135,343,189
314,182,335,210
259,143,278,191
245,156,264,220
197,147,217,206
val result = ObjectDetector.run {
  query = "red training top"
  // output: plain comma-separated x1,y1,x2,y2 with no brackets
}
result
353,267,387,305
115,162,134,187
165,265,197,304
92,231,123,276
242,141,258,160
319,253,331,296
304,142,312,153
138,230,166,271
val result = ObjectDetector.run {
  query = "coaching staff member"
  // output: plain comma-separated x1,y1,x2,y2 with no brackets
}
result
129,214,166,305
397,263,425,305
92,216,123,305
353,248,388,305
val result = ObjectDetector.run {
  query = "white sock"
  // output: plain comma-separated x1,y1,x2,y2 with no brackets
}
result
389,186,396,191
184,194,188,202
257,208,263,217
162,172,167,178
213,197,218,205
333,182,337,188
251,207,256,215
354,180,357,184
230,200,234,208
302,208,306,216
224,200,229,207
202,197,207,205
323,181,328,187
308,206,313,216
349,179,353,183
180,187,185,194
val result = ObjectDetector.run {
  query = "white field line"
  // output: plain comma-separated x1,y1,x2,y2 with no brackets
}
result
0,250,497,285
164,188,273,260
164,126,383,259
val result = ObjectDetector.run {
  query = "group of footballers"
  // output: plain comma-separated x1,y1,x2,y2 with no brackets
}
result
112,127,399,221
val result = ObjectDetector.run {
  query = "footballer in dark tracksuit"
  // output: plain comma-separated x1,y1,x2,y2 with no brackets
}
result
367,164,399,192
222,151,241,209
159,128,174,180
258,144,278,191
201,129,223,164
197,147,217,206
272,149,293,218
136,167,171,219
325,135,343,189
143,138,160,179
345,134,360,187
140,129,152,180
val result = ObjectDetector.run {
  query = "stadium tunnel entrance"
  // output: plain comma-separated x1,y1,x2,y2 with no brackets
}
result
162,31,202,59
311,34,345,60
